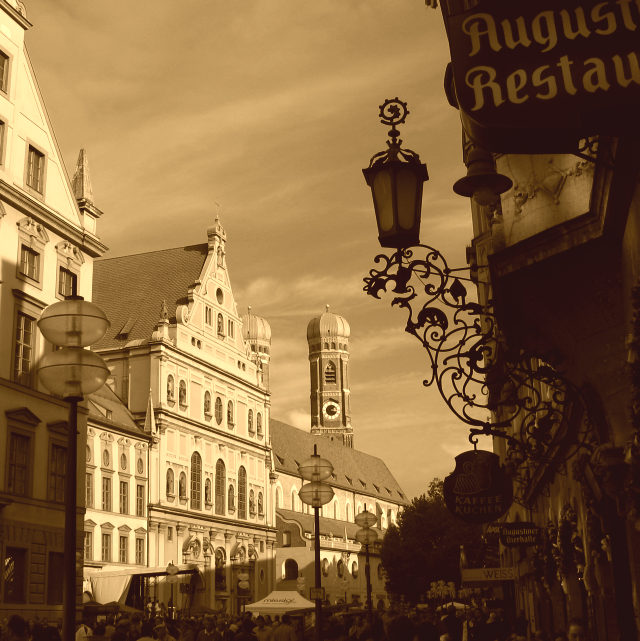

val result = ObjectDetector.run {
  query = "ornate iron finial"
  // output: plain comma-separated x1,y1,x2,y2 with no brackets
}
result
366,98,422,170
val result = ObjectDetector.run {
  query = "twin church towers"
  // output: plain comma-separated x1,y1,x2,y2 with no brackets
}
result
307,305,353,448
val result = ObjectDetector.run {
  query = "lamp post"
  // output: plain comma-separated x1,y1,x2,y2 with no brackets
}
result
298,445,334,641
37,296,110,641
355,507,378,626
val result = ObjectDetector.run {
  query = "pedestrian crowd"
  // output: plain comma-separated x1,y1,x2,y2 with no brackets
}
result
0,605,587,641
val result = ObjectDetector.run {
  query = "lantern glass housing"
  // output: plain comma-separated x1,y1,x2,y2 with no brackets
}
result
38,297,110,347
298,452,334,483
38,347,109,399
355,527,379,545
363,159,428,249
298,482,334,508
355,509,378,529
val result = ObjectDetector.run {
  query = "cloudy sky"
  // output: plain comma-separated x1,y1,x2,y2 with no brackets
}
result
25,0,481,499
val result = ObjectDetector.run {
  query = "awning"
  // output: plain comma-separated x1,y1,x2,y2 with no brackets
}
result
84,564,200,604
245,590,315,615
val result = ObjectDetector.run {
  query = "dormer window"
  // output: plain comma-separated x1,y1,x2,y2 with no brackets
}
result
26,145,46,194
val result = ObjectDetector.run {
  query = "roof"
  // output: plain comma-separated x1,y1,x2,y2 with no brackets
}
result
87,384,146,437
270,419,408,505
92,244,208,349
277,508,383,540
307,307,350,340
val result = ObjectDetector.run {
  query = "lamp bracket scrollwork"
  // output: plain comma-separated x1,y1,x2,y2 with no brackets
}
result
364,245,595,473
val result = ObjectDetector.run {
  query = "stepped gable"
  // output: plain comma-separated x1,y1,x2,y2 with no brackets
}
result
270,418,408,505
92,244,208,349
87,384,144,435
276,508,383,540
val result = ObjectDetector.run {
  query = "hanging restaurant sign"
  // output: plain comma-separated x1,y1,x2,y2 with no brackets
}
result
499,522,541,547
443,450,513,523
440,0,640,151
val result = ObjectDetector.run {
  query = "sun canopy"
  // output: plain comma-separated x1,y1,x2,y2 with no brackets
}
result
245,590,315,615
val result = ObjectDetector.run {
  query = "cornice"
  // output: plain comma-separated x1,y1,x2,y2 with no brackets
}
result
0,0,31,30
0,179,107,258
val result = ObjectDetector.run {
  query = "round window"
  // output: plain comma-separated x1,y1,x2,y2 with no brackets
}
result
120,453,127,470
103,449,110,467
86,446,91,463
216,288,224,304
137,458,144,474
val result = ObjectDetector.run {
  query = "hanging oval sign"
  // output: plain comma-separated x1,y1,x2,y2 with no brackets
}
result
443,450,513,523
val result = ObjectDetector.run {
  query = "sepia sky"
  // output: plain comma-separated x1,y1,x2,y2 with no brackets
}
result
25,0,481,500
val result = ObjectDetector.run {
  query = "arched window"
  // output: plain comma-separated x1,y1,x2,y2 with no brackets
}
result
178,380,187,407
248,410,254,435
249,489,256,516
205,478,212,505
166,468,174,497
228,484,235,512
227,401,234,427
377,563,384,580
275,487,282,509
351,561,359,578
258,491,264,516
190,452,202,510
284,559,298,580
257,412,263,438
346,503,351,522
291,489,297,511
333,501,337,519
167,375,175,401
322,558,329,577
215,548,226,590
324,362,337,384
238,467,247,520
179,472,187,499
204,391,212,416
337,560,344,578
215,397,223,424
215,460,225,515
217,313,224,336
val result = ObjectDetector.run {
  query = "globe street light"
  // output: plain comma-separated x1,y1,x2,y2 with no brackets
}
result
38,296,109,641
298,445,334,641
355,506,379,625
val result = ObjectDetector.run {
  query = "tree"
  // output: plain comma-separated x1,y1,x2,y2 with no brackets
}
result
380,478,483,604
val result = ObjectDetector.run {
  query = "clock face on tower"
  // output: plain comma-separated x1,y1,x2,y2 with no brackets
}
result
322,400,341,420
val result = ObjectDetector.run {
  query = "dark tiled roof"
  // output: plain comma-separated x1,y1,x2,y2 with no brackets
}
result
277,508,383,540
92,244,208,349
88,384,147,436
270,419,408,505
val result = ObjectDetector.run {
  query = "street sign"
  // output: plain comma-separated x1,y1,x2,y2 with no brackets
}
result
461,567,517,583
499,522,541,547
309,587,325,600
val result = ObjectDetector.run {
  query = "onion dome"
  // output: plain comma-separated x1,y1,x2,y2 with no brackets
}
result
242,307,271,342
307,305,350,341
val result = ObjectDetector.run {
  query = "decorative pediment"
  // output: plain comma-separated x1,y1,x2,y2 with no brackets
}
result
99,432,114,442
101,522,115,531
135,527,146,535
5,407,40,427
55,240,84,267
118,524,131,533
17,216,49,245
47,420,68,435
84,520,97,529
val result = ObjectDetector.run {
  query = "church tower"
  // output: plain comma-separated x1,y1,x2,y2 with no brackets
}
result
307,306,353,448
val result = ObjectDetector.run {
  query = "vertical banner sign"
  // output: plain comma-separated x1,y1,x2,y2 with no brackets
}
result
443,450,513,523
440,0,640,151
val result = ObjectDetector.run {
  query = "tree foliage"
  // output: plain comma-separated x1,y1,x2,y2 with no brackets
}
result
380,478,483,604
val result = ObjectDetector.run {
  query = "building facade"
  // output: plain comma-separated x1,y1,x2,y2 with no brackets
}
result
465,142,640,641
92,220,277,615
0,0,107,620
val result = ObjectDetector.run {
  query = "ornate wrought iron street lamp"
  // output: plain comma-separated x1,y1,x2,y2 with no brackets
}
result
298,446,334,641
362,98,429,248
355,507,378,625
361,99,596,505
38,296,110,641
